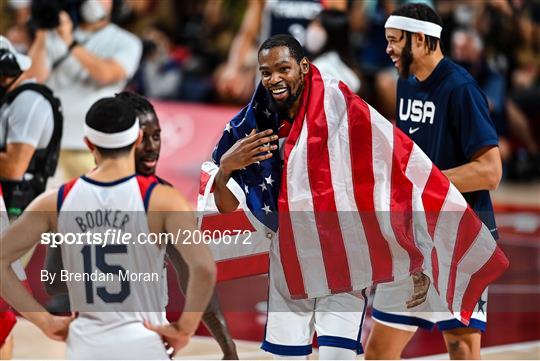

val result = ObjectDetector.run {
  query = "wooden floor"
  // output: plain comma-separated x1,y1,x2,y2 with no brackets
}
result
10,180,540,360
10,318,540,359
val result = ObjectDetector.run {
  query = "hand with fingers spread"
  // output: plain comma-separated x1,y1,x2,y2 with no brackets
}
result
219,129,279,177
144,320,193,356
406,272,430,309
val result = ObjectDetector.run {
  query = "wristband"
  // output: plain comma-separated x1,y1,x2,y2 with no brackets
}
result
68,40,79,51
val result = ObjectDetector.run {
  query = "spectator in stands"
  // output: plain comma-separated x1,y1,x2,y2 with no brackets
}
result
0,36,61,219
132,23,182,100
26,0,142,181
451,28,511,160
305,9,361,93
215,0,347,103
1,0,32,56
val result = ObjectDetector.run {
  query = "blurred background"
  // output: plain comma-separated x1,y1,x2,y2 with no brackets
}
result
1,0,538,359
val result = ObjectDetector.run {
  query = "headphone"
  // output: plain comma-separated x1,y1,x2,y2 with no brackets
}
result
0,49,23,78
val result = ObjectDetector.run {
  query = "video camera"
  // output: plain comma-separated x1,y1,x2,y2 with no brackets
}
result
29,0,84,30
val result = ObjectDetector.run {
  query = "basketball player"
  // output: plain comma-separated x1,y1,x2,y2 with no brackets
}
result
211,34,430,360
365,4,501,360
43,91,238,359
0,97,216,358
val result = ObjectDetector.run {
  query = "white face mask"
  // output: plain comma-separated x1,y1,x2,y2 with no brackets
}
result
305,24,327,55
81,1,108,24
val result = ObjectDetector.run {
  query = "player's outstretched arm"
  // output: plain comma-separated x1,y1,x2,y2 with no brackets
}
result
0,190,74,341
146,185,216,353
166,245,238,359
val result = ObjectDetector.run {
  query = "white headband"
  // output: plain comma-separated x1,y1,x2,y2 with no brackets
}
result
385,15,442,39
84,119,140,148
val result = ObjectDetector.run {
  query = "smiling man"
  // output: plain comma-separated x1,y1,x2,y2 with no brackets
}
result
364,4,502,360
207,34,437,360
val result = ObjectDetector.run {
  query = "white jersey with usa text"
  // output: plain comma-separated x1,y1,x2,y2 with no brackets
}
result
57,174,169,359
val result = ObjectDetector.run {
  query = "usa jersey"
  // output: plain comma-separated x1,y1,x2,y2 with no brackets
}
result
396,58,499,238
57,174,170,359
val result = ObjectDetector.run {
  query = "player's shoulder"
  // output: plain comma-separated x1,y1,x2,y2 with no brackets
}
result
443,58,479,90
147,183,191,212
9,83,52,111
155,176,173,187
26,188,60,213
102,23,141,46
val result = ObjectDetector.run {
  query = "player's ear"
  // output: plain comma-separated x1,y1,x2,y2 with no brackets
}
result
83,137,95,152
300,57,309,75
414,32,425,49
134,130,143,147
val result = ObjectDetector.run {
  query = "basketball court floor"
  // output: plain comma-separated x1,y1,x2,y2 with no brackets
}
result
9,182,540,359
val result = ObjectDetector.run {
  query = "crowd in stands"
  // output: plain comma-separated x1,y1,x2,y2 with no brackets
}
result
1,0,538,181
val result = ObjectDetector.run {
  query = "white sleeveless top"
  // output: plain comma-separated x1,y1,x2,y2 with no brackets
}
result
57,174,170,359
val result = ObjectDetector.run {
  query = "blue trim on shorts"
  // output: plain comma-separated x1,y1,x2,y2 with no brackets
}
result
317,336,362,353
437,318,486,332
372,308,435,330
261,340,312,356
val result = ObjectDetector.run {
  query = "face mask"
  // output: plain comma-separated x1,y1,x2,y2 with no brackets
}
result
305,24,327,55
81,1,107,24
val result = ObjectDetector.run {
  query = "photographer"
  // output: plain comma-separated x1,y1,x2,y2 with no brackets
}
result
27,0,142,180
0,36,62,218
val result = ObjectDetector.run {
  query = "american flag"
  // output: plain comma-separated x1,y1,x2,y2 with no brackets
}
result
199,65,509,324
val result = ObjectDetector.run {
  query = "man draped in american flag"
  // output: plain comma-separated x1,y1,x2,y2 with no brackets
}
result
199,34,508,360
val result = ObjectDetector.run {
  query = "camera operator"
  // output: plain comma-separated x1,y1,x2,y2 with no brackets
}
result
0,36,62,219
27,0,142,180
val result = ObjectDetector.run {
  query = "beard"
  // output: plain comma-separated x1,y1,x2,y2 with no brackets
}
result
398,35,414,79
266,83,304,117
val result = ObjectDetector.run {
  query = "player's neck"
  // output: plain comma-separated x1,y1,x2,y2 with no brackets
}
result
88,157,136,182
413,51,444,82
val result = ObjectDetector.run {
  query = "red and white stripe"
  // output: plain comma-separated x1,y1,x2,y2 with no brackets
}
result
197,66,508,324
276,66,508,323
198,162,272,281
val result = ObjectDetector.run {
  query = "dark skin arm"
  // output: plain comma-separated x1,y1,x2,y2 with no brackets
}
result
214,129,277,213
44,244,238,359
166,245,238,359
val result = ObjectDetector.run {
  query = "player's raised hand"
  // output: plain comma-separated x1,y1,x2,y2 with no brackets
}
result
219,129,278,175
406,272,430,308
144,320,192,356
38,312,75,341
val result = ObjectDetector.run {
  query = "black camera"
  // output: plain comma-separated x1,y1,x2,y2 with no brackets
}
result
30,0,84,30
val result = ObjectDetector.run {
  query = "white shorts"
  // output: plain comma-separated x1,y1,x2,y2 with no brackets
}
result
66,317,171,359
372,277,487,332
262,248,368,356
